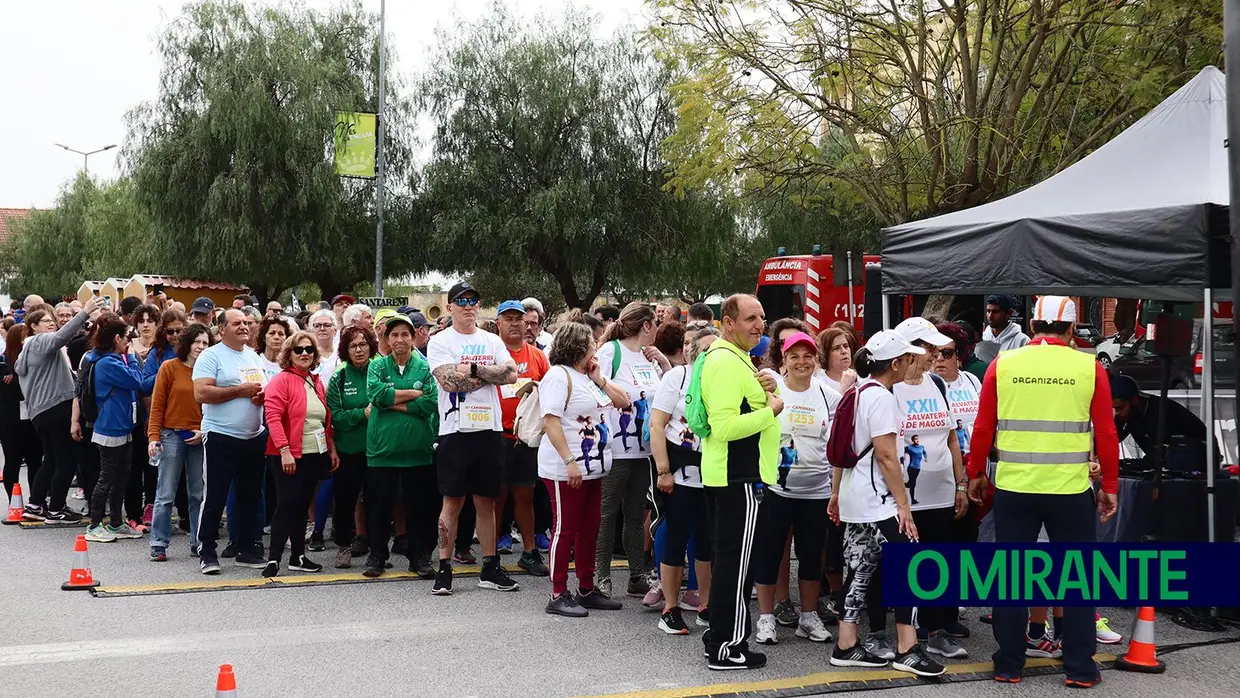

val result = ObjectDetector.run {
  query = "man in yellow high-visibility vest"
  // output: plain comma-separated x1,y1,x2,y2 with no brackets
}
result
967,296,1119,688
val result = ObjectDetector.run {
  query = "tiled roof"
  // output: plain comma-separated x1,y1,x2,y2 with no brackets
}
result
130,274,249,292
0,208,33,245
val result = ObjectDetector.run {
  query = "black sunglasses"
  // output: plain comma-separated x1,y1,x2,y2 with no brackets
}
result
291,345,316,355
939,348,957,359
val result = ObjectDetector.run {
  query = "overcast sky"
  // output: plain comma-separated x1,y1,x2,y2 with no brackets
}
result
0,0,648,209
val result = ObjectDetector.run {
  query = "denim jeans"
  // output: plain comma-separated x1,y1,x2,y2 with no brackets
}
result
150,429,204,550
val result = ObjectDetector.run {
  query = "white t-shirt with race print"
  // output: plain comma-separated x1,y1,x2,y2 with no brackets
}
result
774,376,841,499
838,378,902,524
537,365,615,481
651,365,703,488
594,340,660,458
892,373,959,512
427,326,511,435
943,371,981,458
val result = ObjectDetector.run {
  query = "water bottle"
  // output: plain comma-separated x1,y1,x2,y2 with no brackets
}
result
149,443,162,468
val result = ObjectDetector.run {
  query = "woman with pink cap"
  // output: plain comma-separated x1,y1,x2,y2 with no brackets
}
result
751,331,841,647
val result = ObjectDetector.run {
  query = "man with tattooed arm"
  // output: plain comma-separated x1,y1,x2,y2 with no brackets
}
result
427,282,521,595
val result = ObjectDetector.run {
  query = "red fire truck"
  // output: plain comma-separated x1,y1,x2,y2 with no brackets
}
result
754,251,880,334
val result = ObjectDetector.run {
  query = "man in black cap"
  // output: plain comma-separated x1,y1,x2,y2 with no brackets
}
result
1111,374,1219,471
409,311,432,356
981,295,1030,358
427,282,520,595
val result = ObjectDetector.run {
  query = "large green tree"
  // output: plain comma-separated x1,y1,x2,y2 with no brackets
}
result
125,0,421,304
421,6,726,310
652,0,1223,224
1,174,157,296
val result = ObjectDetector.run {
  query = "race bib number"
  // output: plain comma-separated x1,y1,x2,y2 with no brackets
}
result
787,404,819,435
312,428,328,454
500,377,532,400
632,365,658,388
239,367,265,386
588,382,611,408
461,403,496,431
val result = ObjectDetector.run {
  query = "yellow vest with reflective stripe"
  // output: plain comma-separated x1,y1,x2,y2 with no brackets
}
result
994,342,1095,494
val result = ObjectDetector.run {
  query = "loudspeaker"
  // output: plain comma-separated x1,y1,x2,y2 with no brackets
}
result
863,264,905,338
1151,313,1193,357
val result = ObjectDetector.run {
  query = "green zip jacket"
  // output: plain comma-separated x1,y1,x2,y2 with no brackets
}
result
326,361,370,456
700,338,780,487
366,352,439,467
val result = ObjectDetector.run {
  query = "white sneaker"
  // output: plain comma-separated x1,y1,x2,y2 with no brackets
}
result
795,613,833,642
85,524,116,543
1095,615,1123,644
755,614,779,645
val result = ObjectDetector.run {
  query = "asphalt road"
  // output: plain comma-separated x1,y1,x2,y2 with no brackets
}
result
1,474,1237,697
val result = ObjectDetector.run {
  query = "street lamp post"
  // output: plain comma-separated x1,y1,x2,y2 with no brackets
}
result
54,143,117,173
374,0,387,297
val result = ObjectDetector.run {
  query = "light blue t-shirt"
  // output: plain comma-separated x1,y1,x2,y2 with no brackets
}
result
192,342,266,440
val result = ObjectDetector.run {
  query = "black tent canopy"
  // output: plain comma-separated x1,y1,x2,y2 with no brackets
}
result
881,66,1229,301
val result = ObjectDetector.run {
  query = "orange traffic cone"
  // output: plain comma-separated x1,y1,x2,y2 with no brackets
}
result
1114,606,1166,673
4,484,26,525
60,534,101,591
215,664,237,696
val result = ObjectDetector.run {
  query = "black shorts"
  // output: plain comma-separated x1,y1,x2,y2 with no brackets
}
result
503,438,538,487
436,431,504,499
752,490,829,585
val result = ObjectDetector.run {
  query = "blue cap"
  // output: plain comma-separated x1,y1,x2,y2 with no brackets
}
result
497,300,526,316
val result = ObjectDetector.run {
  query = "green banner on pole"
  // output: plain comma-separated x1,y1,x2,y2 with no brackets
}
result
334,111,377,178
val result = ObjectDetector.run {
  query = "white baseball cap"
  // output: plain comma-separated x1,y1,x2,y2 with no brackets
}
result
894,317,952,348
1032,296,1077,323
864,330,926,362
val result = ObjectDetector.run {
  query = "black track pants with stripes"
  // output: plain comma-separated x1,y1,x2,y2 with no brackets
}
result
704,481,761,661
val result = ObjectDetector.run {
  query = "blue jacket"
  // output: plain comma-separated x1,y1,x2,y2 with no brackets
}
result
87,351,146,438
141,345,177,395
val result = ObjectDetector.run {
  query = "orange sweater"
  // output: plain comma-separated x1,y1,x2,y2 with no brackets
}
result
147,359,203,441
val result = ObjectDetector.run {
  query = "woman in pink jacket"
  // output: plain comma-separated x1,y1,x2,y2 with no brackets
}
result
262,330,339,577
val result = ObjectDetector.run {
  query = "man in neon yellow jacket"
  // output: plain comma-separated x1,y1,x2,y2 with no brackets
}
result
699,294,783,670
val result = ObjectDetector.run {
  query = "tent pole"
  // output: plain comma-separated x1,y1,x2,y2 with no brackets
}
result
1226,0,1240,479
882,294,891,330
1204,288,1217,546
847,251,856,327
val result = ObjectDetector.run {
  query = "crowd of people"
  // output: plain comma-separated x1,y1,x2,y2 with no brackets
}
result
0,287,1122,684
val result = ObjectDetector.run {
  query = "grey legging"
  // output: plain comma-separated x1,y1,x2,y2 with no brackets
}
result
595,457,650,585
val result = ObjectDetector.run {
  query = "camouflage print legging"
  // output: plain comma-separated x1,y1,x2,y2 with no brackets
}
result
841,518,913,626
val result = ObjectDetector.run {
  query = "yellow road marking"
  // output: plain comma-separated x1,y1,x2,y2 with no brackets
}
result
17,520,88,529
584,654,1119,697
